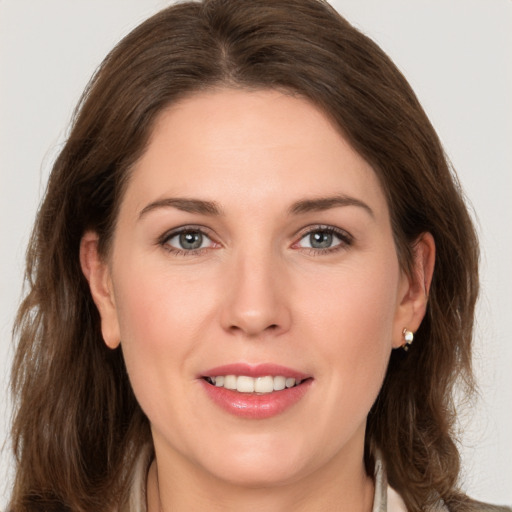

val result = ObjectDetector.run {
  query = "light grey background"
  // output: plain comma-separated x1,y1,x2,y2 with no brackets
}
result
1,0,511,506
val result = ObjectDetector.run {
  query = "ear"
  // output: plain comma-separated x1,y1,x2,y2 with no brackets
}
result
80,231,121,349
392,232,435,349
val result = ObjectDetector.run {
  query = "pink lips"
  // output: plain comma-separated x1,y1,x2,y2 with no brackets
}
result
199,363,312,419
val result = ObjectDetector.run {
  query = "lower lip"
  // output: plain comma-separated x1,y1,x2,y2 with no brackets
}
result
200,379,312,419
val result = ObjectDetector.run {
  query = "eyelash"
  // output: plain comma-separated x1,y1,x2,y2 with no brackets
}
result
158,225,353,256
293,225,353,255
158,225,217,256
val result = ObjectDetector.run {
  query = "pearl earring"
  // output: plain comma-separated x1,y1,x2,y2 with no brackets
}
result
402,328,414,351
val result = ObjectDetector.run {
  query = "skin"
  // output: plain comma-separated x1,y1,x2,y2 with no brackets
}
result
81,88,434,511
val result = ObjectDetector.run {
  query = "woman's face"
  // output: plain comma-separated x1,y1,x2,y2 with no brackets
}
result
85,88,425,488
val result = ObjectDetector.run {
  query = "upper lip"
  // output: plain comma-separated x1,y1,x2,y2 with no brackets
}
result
200,363,310,380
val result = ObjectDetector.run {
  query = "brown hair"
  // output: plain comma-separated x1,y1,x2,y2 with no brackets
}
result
10,1,479,510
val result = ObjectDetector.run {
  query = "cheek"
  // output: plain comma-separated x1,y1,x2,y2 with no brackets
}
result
110,264,217,412
301,254,400,348
113,259,216,345
299,254,400,413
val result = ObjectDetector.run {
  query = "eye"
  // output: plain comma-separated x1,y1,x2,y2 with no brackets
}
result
295,226,352,252
161,228,216,254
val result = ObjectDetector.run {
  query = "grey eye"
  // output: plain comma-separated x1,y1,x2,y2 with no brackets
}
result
296,228,350,251
165,230,213,251
179,231,203,250
308,231,333,249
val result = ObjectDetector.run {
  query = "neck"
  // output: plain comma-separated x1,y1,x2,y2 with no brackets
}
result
146,443,375,512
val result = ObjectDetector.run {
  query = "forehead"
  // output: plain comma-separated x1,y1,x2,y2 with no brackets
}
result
124,88,387,218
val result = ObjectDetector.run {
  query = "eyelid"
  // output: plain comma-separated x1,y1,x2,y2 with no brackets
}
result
156,223,352,256
157,224,219,254
158,224,212,242
292,224,353,252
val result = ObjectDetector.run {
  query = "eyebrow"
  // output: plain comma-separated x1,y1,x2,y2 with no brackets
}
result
139,198,223,218
289,195,374,218
138,194,374,219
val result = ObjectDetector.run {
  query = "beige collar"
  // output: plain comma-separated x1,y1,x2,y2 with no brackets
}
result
372,455,408,512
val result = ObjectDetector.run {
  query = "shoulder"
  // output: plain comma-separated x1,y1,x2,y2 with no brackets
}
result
443,498,512,512
461,503,511,512
371,453,510,512
385,483,510,512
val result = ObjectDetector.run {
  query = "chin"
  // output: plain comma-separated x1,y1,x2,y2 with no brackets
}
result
206,458,307,489
195,438,312,488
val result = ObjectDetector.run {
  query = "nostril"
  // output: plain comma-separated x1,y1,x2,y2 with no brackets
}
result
228,322,279,335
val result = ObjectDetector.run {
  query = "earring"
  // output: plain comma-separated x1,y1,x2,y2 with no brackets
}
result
402,328,414,351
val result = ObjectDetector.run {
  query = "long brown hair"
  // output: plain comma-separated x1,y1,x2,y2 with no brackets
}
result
10,1,479,510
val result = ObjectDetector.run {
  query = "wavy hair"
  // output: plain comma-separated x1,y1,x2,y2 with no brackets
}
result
10,1,479,510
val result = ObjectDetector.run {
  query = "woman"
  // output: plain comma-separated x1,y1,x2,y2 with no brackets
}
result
7,0,511,511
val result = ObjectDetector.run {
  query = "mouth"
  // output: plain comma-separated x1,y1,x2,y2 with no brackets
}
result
199,364,313,419
202,375,307,394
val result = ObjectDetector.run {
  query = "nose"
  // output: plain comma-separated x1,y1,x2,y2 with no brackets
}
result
220,250,292,338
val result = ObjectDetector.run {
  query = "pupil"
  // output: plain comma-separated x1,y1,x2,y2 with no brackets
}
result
310,231,332,249
179,231,202,250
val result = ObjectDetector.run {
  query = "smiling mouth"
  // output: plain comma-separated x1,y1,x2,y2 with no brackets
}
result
203,375,308,394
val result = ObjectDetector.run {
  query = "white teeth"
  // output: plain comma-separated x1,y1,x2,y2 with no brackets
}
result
285,377,296,388
224,375,237,390
237,376,255,393
206,374,303,393
254,376,274,393
273,376,286,391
